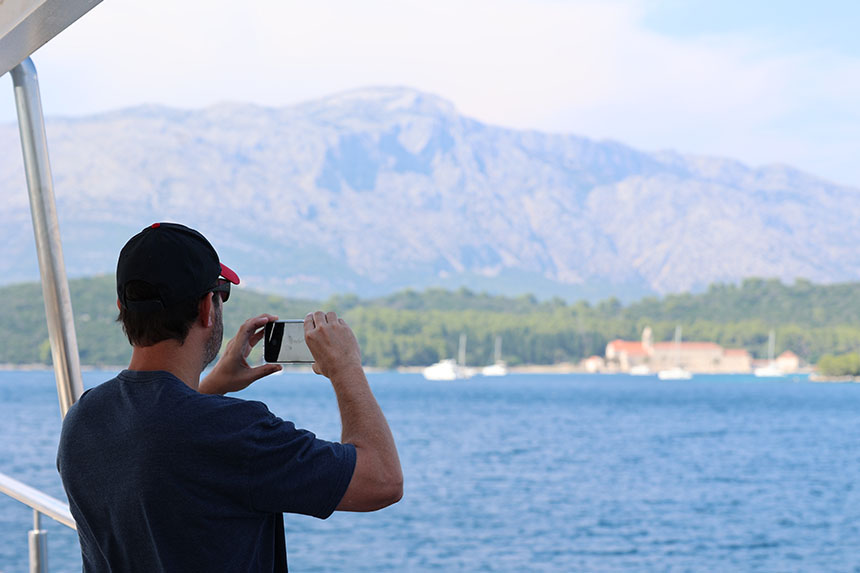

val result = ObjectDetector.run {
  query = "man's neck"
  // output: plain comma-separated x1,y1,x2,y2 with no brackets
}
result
127,341,202,390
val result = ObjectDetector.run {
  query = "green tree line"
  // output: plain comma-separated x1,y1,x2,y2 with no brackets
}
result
4,276,860,369
817,353,860,377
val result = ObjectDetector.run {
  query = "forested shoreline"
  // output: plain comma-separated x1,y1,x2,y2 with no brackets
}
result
4,275,860,370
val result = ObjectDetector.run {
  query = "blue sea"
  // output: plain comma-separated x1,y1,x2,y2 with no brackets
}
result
2,370,860,572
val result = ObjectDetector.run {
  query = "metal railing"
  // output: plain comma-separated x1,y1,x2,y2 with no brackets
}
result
3,2,104,570
0,471,76,573
12,57,84,417
2,56,84,572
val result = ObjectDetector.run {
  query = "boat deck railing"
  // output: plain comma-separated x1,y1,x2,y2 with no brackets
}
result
4,3,105,571
0,471,76,572
2,54,88,573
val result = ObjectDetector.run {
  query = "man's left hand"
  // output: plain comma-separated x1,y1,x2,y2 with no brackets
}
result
199,314,282,394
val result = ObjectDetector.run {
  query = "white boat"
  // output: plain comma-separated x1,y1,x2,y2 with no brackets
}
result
754,330,784,378
481,336,508,377
658,326,693,380
629,365,652,376
657,367,693,380
753,364,784,378
422,359,460,380
481,362,508,376
423,333,474,380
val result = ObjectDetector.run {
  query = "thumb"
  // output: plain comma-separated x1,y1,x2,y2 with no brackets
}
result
250,364,282,382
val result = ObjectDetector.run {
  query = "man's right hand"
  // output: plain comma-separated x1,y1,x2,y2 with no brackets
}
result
304,311,363,380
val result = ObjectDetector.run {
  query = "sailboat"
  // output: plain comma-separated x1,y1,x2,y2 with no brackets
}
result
423,333,475,380
658,326,693,380
754,330,784,378
481,336,508,376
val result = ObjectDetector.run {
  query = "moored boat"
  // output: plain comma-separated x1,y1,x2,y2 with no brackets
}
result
423,333,474,380
481,336,507,377
754,330,784,378
422,359,460,380
657,326,693,380
657,367,693,380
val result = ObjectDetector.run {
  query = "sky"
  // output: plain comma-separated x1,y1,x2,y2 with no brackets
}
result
2,0,859,187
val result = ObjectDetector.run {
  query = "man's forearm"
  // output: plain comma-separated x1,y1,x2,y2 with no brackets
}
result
303,311,402,510
331,365,402,502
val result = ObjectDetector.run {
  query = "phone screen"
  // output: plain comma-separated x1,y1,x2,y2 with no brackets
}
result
264,320,315,363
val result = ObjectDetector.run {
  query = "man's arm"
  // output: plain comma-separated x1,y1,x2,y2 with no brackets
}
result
305,311,403,511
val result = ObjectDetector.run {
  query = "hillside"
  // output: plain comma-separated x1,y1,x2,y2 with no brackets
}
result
3,88,860,301
4,276,860,368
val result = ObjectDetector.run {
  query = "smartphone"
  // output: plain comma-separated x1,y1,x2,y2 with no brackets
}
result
264,320,315,363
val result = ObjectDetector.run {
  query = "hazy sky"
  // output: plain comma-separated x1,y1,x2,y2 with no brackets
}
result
2,0,858,187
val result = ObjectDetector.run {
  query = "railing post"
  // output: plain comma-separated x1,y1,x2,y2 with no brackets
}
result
28,510,48,573
10,57,84,418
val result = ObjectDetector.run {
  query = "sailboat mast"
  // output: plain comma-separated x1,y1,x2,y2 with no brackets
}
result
459,333,467,367
768,330,776,364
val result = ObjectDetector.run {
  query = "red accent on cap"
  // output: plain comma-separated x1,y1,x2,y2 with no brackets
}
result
220,263,240,285
151,222,161,228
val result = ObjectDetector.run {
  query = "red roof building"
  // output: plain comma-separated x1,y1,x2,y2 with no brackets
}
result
605,328,753,374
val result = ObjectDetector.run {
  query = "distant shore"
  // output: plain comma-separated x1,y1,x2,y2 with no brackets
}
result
396,362,582,375
808,374,860,383
4,363,855,382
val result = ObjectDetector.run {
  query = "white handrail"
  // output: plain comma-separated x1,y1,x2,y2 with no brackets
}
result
0,471,76,530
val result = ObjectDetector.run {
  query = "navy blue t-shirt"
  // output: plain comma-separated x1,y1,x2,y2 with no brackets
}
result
57,370,356,572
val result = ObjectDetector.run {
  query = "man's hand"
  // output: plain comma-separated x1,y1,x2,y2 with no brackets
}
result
304,311,362,380
199,314,283,395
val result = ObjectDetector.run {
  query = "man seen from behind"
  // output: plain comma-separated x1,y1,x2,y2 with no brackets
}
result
57,222,403,571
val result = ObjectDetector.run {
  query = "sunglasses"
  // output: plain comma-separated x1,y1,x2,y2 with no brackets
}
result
207,278,231,303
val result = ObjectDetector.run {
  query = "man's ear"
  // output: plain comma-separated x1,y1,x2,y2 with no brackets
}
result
198,294,214,328
116,299,122,311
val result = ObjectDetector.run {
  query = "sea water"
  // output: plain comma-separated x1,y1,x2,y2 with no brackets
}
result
1,370,860,572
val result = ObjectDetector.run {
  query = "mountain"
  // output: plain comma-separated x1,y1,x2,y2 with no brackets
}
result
2,86,860,300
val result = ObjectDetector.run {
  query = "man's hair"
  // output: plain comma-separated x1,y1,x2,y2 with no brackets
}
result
117,280,220,346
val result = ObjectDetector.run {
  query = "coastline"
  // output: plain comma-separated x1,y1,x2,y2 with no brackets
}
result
808,374,860,383
395,362,582,375
2,363,850,381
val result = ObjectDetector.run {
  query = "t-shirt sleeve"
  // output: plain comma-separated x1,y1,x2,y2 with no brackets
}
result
245,408,356,519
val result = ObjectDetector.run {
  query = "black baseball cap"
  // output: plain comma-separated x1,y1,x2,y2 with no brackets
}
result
117,222,240,312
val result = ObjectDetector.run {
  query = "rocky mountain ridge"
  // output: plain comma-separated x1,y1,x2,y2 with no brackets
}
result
1,87,858,300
